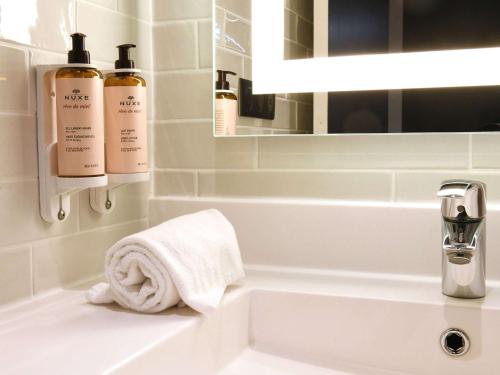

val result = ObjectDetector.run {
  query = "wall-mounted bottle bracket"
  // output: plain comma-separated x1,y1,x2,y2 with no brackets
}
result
36,64,108,223
90,172,150,214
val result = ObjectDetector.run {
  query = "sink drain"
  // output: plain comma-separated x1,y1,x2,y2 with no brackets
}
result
440,328,470,357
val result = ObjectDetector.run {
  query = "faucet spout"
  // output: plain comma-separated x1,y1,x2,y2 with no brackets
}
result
438,181,486,299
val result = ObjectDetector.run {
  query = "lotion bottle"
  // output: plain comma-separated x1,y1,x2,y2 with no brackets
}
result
104,44,148,174
215,70,237,136
56,33,105,177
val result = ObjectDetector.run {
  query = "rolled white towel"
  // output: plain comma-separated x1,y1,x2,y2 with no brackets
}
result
86,209,245,314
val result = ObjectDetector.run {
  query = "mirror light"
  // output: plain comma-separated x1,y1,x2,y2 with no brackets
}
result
252,0,500,94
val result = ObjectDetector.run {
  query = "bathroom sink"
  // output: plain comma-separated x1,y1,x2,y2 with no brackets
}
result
109,272,500,375
2,270,498,375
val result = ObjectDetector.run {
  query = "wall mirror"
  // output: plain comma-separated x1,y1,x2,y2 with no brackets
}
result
214,0,500,136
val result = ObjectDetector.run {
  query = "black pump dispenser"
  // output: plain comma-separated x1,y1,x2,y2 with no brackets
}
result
216,70,236,90
68,33,91,64
115,44,136,69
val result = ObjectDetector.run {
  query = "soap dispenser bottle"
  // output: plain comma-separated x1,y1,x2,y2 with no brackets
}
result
56,33,105,177
215,70,237,136
104,44,148,174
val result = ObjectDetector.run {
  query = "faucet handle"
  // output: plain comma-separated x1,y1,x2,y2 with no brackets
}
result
438,181,470,198
438,180,486,220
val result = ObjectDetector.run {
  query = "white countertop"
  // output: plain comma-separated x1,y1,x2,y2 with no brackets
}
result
0,283,204,375
1,267,500,375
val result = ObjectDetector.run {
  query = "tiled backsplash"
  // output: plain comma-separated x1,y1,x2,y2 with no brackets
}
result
3,0,500,309
0,0,152,307
153,0,500,205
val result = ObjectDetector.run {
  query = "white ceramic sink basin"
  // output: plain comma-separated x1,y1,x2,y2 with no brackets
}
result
2,270,499,375
110,274,500,375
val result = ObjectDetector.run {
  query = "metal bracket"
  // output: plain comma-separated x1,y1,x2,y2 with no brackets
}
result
89,172,150,214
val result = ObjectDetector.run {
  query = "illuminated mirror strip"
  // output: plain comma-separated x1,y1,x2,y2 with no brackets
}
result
252,0,500,94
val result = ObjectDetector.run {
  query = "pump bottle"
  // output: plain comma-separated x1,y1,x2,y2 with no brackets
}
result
215,70,237,136
56,33,105,177
104,44,148,174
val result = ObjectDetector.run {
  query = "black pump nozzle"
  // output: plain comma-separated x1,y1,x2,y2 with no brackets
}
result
216,70,236,90
115,44,136,69
68,33,91,64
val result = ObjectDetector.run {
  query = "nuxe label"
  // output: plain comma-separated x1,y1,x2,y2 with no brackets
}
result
104,86,148,173
215,98,237,136
56,78,105,176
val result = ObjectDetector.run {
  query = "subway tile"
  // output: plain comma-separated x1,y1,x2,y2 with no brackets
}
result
471,133,500,169
141,71,154,120
259,134,469,170
237,115,262,128
243,57,252,80
33,220,147,294
154,0,211,21
154,72,212,120
236,127,274,136
29,49,67,113
215,7,225,47
0,245,32,305
395,171,500,203
78,1,152,69
78,182,149,231
287,0,314,22
273,129,302,135
285,9,297,41
0,44,29,112
216,48,243,88
262,99,297,130
118,0,152,21
297,17,313,48
155,122,257,169
154,22,197,70
217,0,251,20
224,16,251,55
297,102,313,132
198,171,392,201
199,20,213,68
285,40,308,60
0,115,37,180
0,180,78,247
155,171,196,196
85,0,116,9
287,92,314,104
0,0,75,53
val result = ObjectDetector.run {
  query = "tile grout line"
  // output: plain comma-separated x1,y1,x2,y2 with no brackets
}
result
468,134,473,170
194,20,200,69
153,17,212,26
194,171,200,197
154,68,212,75
153,167,500,174
390,171,397,202
78,0,153,25
29,244,34,299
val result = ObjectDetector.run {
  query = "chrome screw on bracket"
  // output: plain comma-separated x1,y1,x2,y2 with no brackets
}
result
105,190,112,210
57,209,66,221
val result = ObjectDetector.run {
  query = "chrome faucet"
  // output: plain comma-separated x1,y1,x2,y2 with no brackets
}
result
437,180,486,299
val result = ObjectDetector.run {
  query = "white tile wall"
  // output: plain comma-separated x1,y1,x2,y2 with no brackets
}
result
151,0,500,210
3,0,500,308
153,22,198,70
0,0,152,307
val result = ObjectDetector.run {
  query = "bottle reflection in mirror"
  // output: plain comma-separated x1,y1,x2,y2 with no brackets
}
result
215,70,238,136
